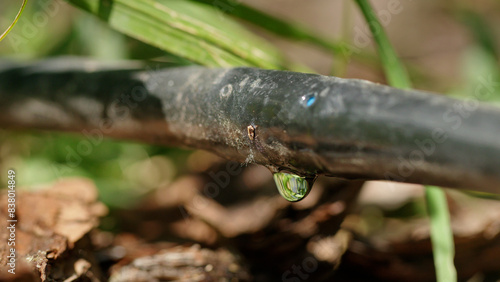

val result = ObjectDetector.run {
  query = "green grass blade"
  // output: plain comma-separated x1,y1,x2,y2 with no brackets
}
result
65,0,285,68
192,0,342,52
457,9,500,104
353,1,456,281
425,187,457,282
0,0,28,42
354,0,411,89
191,0,378,66
458,10,499,61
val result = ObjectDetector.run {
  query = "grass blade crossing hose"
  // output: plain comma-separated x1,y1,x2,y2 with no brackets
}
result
0,58,499,193
354,1,457,280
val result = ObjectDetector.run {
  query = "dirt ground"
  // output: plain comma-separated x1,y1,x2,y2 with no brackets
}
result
3,157,500,281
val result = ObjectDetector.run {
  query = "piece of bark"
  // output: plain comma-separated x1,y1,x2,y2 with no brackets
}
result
0,178,107,281
109,243,251,282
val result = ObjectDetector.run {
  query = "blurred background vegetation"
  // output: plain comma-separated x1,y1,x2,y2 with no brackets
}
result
0,0,499,223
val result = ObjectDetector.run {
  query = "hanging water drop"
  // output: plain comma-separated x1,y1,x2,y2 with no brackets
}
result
273,172,316,202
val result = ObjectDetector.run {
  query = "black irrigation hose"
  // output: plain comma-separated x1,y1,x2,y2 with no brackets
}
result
1,58,500,193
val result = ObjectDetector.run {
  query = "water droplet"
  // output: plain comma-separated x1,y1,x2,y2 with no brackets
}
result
301,93,317,107
273,172,316,202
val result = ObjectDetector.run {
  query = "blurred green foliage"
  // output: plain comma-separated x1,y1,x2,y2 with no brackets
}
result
0,1,194,208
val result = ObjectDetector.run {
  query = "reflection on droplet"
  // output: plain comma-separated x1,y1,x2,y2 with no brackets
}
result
301,93,317,107
273,172,316,202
